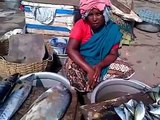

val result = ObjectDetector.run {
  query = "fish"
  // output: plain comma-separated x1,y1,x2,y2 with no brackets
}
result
123,107,133,120
144,110,154,120
147,85,160,104
0,73,20,103
134,101,145,120
149,104,160,115
123,103,134,115
0,74,34,120
20,84,72,120
123,99,138,116
115,100,146,120
126,99,137,108
114,105,127,120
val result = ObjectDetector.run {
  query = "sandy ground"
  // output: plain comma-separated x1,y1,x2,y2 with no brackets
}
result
0,1,160,119
119,28,160,87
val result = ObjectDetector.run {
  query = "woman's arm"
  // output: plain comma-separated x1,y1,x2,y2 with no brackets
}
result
93,47,119,79
67,38,96,91
98,48,118,67
66,38,94,73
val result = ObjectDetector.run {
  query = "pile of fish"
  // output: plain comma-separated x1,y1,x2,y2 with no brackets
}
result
114,85,160,120
0,73,34,120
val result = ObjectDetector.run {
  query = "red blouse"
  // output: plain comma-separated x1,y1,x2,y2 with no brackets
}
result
70,19,119,49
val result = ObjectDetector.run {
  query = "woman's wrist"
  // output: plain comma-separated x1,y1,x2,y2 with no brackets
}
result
97,62,104,69
84,65,94,73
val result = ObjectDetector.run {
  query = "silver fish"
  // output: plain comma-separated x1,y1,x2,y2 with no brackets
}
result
123,103,134,115
134,101,145,120
20,84,72,120
122,99,138,116
114,105,127,120
127,99,137,108
0,73,20,103
148,85,160,104
144,110,154,120
0,74,34,120
123,107,133,120
148,107,160,120
149,104,160,115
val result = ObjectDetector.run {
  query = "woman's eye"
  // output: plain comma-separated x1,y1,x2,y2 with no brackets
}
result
96,13,101,16
88,13,93,16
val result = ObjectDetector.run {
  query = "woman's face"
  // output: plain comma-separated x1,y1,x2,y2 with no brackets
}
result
86,8,105,31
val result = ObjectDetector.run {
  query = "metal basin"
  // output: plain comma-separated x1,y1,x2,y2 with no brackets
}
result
19,72,71,89
90,79,151,103
135,22,160,33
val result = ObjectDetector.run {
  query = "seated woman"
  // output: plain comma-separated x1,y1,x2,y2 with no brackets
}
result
64,0,134,92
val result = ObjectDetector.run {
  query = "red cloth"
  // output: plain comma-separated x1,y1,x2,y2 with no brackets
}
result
70,19,119,48
70,19,92,44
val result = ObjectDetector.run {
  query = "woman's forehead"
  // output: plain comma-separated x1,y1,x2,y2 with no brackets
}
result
90,8,103,12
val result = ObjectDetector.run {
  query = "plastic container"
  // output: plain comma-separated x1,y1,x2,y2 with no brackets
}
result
90,79,151,103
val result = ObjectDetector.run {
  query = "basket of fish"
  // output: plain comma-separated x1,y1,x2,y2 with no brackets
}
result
0,34,53,77
0,72,72,120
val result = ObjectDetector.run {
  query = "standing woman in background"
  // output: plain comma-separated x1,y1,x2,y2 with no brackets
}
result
64,0,134,92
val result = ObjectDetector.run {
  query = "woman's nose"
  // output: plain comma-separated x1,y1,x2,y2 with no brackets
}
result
93,15,98,21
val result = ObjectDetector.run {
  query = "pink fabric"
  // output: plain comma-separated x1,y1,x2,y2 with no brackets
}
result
79,0,111,14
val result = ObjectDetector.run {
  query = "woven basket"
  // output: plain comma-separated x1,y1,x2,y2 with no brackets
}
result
0,41,53,77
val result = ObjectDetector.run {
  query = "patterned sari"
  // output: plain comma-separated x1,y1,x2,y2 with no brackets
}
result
63,58,135,92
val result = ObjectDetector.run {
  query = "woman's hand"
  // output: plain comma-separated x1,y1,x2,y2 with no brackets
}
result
86,66,101,91
86,68,96,91
93,64,102,80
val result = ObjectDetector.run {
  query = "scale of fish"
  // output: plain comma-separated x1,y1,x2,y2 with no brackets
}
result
0,73,20,103
20,84,72,120
115,99,146,120
0,74,35,120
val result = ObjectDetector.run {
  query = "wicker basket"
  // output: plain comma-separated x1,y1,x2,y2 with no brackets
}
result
0,41,53,77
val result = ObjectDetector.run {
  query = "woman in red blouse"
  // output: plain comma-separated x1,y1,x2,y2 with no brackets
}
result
64,0,134,92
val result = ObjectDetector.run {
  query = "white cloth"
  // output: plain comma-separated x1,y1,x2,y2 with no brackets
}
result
110,4,142,22
32,7,56,25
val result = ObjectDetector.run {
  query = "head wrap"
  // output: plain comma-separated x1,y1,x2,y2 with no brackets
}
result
79,0,111,23
79,0,110,15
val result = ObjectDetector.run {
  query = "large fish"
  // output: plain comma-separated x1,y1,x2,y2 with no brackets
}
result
0,73,20,103
20,84,72,120
0,74,34,120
